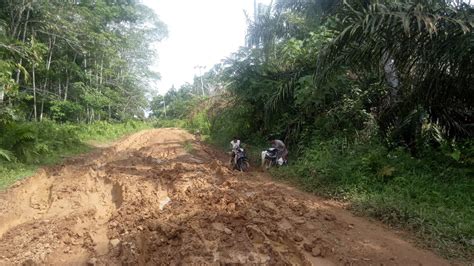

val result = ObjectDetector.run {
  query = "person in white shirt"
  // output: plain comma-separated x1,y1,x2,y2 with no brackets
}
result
230,136,241,164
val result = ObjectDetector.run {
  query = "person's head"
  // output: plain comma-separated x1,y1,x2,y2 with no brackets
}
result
233,136,238,141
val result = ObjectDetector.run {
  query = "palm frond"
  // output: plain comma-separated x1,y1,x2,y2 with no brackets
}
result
316,0,474,141
0,148,14,162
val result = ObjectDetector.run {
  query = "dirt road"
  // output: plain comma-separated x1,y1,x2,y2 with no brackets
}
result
0,129,449,265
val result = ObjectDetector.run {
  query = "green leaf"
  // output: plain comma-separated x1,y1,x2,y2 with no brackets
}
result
450,150,461,161
0,148,14,162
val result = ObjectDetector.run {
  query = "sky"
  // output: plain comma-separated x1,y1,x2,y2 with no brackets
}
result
142,0,271,95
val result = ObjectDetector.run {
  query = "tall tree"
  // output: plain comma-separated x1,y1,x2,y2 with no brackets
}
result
0,0,167,122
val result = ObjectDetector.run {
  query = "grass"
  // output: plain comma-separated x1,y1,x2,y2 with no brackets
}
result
0,120,152,190
0,163,36,189
77,120,152,142
272,138,474,260
153,119,187,129
0,143,91,189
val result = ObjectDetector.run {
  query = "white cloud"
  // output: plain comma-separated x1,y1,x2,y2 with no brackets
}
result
142,0,270,95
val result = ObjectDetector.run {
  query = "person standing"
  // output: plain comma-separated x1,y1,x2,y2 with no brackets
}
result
230,136,241,164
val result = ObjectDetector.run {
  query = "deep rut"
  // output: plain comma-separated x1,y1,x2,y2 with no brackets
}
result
0,129,449,265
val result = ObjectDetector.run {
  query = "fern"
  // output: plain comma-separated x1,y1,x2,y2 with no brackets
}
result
0,148,14,162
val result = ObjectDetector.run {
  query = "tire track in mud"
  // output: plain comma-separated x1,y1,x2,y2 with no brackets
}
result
0,128,449,265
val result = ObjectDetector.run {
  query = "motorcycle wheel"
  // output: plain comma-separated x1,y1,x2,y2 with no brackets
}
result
237,158,250,172
262,158,272,170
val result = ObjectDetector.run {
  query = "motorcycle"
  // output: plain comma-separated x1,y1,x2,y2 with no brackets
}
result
194,130,201,142
232,147,250,172
261,148,287,169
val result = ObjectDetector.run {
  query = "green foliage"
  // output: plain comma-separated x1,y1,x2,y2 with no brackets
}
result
185,106,211,135
218,25,346,148
0,163,36,190
208,101,257,146
274,137,474,259
0,0,167,123
0,105,16,125
77,120,152,142
317,0,473,148
0,120,81,163
150,84,201,120
0,147,14,161
212,0,473,154
49,100,83,122
0,120,151,190
150,82,213,137
153,119,187,129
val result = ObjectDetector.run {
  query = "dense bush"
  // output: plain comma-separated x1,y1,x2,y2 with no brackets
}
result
0,120,81,163
0,120,151,164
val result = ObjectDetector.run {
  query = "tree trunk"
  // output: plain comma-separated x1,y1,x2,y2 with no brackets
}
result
32,64,37,121
40,36,55,121
40,98,44,121
15,7,30,83
99,59,103,86
0,85,4,104
201,76,205,96
64,70,69,101
46,36,55,71
64,53,76,101
95,59,99,89
58,79,61,98
381,52,400,99
122,96,132,115
11,0,26,39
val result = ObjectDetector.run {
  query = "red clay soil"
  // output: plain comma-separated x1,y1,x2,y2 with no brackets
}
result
0,128,451,265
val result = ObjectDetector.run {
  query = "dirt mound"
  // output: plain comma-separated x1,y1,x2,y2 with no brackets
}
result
0,129,449,265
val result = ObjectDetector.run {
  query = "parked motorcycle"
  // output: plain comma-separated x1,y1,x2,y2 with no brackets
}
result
232,147,250,172
261,148,287,169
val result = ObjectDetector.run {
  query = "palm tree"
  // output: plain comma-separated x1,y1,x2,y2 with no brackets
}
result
316,0,474,147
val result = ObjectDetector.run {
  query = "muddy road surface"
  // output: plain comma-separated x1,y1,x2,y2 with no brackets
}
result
0,129,449,265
